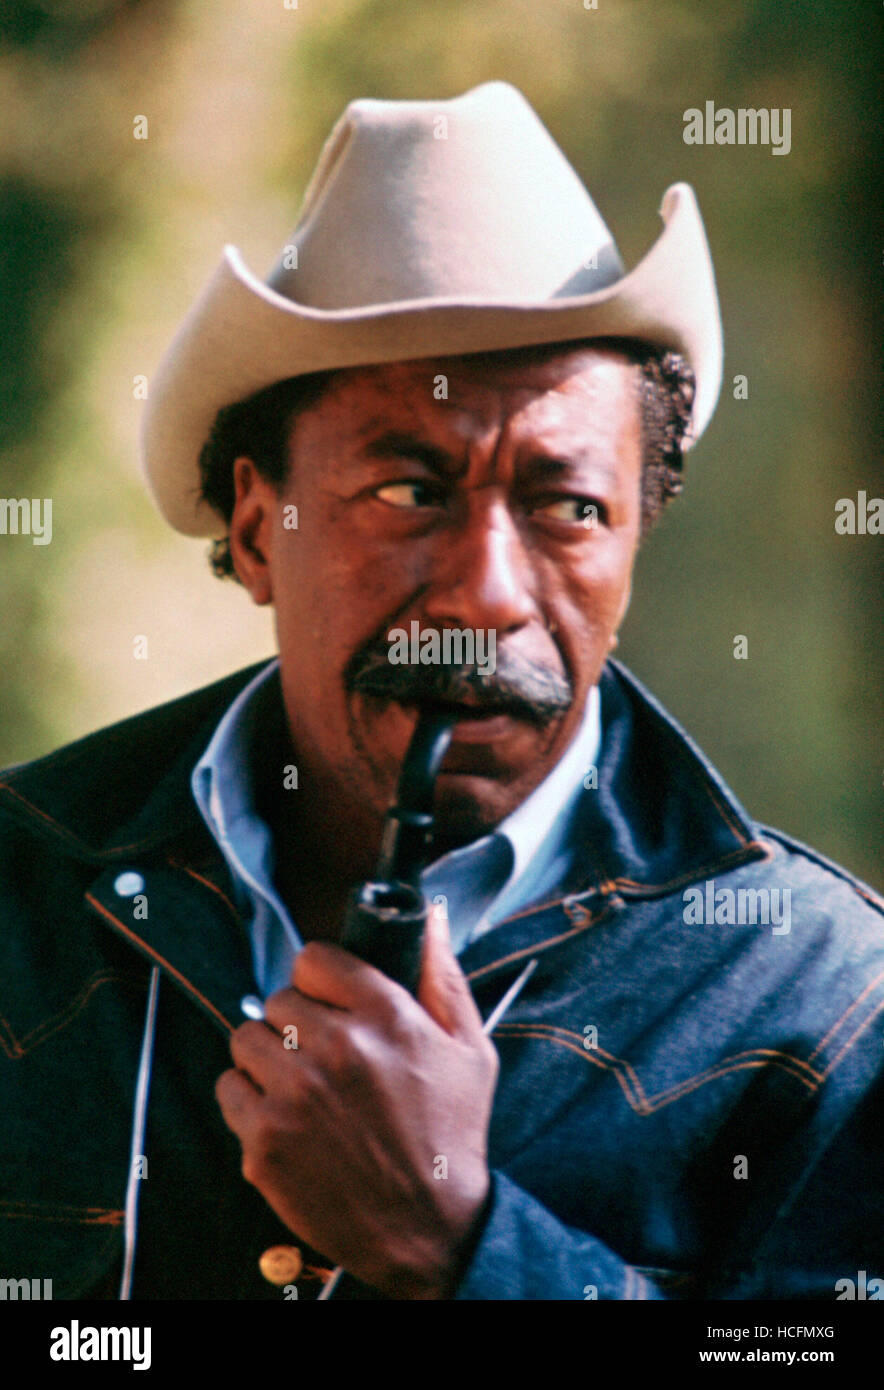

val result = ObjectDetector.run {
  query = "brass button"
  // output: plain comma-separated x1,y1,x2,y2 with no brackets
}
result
259,1245,303,1286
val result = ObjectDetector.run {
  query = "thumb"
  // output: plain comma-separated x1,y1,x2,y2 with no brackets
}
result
417,899,483,1039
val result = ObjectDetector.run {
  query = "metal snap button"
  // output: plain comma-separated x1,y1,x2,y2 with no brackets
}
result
259,1245,303,1286
113,871,145,897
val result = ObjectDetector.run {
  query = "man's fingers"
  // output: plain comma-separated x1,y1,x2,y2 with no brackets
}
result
417,900,484,1039
229,1018,301,1091
288,939,400,1012
262,979,341,1040
215,1065,262,1135
260,918,483,1046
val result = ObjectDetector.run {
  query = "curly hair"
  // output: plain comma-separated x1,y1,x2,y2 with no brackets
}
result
197,340,695,580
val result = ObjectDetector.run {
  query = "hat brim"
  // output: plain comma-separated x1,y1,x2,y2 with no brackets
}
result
142,182,722,537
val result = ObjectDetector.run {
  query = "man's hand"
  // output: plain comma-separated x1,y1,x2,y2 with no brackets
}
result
215,904,499,1298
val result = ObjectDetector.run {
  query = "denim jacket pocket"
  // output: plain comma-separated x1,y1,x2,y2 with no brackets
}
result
0,1196,123,1299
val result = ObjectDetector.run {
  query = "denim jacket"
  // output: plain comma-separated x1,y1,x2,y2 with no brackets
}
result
1,658,882,1299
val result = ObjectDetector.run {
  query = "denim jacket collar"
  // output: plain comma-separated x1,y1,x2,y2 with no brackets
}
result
2,658,763,876
578,659,769,897
0,658,771,1028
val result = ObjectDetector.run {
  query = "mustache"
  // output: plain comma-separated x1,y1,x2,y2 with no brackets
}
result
343,634,573,727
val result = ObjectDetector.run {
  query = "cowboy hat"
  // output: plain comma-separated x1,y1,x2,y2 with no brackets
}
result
142,81,722,538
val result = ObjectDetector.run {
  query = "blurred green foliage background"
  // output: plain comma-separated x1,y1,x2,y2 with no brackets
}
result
1,0,881,886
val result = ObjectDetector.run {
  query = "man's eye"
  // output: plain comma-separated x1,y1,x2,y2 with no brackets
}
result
374,481,441,509
534,497,603,527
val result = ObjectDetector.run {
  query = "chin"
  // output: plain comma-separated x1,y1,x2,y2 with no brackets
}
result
430,774,521,849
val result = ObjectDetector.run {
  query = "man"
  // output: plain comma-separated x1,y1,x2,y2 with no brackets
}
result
1,83,881,1301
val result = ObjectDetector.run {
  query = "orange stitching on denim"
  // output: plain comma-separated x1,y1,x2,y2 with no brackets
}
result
563,899,595,927
167,857,239,918
465,908,609,983
528,1027,817,1103
854,883,884,912
0,780,166,857
491,1022,649,1109
488,890,597,929
613,841,772,895
85,894,234,1034
809,966,884,1061
495,1020,823,1093
492,1024,821,1110
0,1013,19,1057
822,994,884,1078
1,1213,119,1226
0,1200,124,1225
489,844,771,915
0,781,96,853
491,1026,641,1109
702,779,751,841
0,971,144,1059
647,1055,818,1105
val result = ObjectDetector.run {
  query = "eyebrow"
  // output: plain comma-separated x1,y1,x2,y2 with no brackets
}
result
360,430,620,486
523,456,620,486
361,432,454,474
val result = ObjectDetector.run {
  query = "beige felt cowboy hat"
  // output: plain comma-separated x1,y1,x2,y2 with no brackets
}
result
142,81,723,538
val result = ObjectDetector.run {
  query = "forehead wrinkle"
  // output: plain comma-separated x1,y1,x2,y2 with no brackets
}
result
514,366,641,458
315,354,638,482
345,384,509,470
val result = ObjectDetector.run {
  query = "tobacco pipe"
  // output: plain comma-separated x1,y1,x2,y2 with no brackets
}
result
340,708,455,994
323,705,538,1303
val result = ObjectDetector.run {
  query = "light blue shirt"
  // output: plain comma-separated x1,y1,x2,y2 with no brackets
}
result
191,659,600,997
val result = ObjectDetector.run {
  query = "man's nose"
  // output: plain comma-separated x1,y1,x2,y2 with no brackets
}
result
422,500,538,636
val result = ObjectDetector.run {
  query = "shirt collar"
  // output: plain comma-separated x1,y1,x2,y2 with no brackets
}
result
191,658,285,921
195,656,598,847
492,684,600,887
192,658,280,840
193,657,599,920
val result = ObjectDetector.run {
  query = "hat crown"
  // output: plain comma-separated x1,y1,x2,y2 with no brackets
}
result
267,82,624,310
142,83,722,538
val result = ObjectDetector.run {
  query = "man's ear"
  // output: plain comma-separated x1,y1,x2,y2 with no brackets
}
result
228,457,276,605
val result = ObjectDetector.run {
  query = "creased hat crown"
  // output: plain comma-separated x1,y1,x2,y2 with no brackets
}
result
268,83,624,309
142,81,723,537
